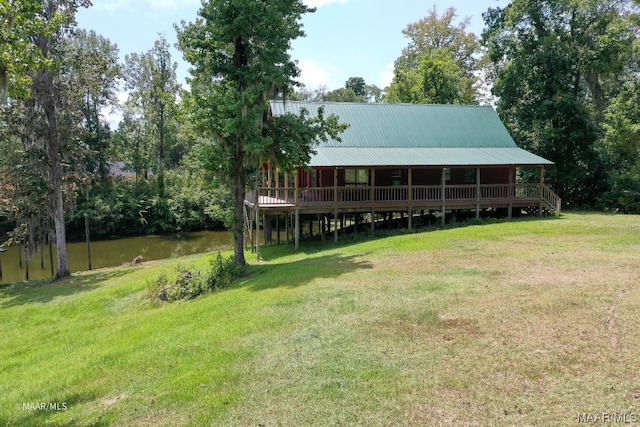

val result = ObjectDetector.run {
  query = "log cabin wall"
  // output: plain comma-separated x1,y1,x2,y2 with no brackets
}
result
479,167,515,184
295,166,518,189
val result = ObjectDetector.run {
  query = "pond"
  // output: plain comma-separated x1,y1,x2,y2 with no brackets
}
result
0,230,234,284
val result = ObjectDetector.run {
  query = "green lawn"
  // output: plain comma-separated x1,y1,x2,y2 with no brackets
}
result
1,212,640,426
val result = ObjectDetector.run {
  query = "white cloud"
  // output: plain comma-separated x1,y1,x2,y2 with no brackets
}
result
303,0,348,8
297,59,330,88
379,62,394,89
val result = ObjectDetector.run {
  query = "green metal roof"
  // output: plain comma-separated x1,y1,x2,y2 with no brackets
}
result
270,101,553,167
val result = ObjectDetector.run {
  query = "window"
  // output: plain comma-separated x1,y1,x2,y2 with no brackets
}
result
345,169,369,186
464,168,477,184
391,170,402,186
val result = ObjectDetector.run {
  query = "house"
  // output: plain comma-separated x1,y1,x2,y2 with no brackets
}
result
244,101,560,251
108,161,153,181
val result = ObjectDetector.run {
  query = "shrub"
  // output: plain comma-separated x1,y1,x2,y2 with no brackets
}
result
148,253,245,302
204,252,246,291
600,172,640,214
147,272,169,301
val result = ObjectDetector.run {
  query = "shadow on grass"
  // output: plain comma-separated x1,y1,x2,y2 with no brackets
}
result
254,213,566,261
243,253,373,292
254,231,391,263
0,268,131,309
3,391,107,427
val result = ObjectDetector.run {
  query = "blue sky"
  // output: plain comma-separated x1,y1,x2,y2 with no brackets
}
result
76,0,509,91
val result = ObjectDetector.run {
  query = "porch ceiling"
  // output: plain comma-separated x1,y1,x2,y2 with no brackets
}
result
308,147,554,168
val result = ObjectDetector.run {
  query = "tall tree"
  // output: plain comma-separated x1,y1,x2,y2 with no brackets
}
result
387,6,483,104
113,111,152,181
124,35,179,199
323,77,382,103
62,29,121,180
600,75,640,211
177,0,346,265
345,77,366,97
483,0,636,207
386,48,475,104
1,0,90,279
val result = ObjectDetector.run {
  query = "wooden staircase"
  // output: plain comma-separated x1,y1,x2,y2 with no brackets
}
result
523,185,561,216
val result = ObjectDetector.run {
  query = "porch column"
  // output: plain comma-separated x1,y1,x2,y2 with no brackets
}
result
441,167,446,227
294,208,300,251
284,172,289,202
334,168,339,242
370,168,375,203
256,204,260,260
294,169,299,205
371,168,375,235
476,167,481,219
408,168,413,230
508,167,514,220
539,166,545,217
253,190,259,252
267,161,272,197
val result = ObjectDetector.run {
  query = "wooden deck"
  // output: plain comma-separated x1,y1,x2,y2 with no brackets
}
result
245,183,561,215
244,182,561,252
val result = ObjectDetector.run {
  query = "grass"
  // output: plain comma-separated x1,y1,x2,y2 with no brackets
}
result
1,212,640,426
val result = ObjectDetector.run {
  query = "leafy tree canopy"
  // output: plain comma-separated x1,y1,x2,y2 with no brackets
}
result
482,0,638,207
177,0,347,265
387,6,483,104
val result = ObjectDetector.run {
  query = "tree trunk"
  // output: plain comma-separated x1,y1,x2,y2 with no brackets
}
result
37,66,70,280
26,1,72,280
233,155,247,266
49,139,70,279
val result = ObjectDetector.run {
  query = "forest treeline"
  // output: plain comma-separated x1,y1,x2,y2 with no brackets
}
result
1,0,640,270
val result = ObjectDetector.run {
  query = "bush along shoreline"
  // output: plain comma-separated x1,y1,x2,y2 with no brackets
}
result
147,253,245,302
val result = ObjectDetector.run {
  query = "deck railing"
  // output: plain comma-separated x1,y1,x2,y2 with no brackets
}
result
246,183,560,212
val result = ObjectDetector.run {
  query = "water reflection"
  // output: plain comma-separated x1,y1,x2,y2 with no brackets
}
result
0,231,233,284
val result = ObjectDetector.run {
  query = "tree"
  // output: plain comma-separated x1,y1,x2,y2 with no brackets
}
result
386,48,476,104
124,35,180,199
0,0,91,279
322,77,383,103
177,0,346,265
322,87,362,103
0,0,44,103
113,111,153,181
600,76,640,212
387,6,483,104
345,76,366,97
482,0,637,207
62,29,121,180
